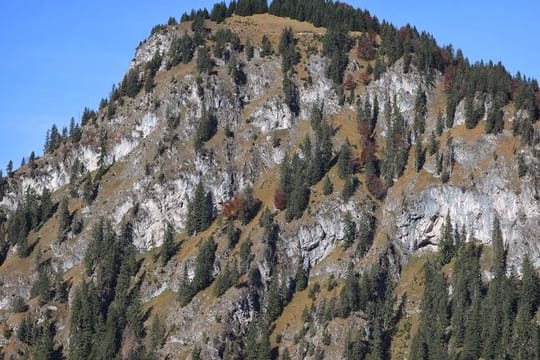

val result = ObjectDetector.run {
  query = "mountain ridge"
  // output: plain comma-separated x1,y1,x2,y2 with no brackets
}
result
0,2,539,358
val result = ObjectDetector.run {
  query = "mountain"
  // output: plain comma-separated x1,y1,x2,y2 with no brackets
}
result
0,1,539,359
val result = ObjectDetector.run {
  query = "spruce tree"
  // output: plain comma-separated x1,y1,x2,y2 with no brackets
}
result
339,264,360,316
196,46,212,74
342,213,356,249
186,181,213,235
415,137,425,173
260,35,273,57
410,261,449,360
295,257,308,292
439,212,455,265
337,139,354,179
414,87,427,136
160,223,176,265
191,237,217,293
57,196,70,243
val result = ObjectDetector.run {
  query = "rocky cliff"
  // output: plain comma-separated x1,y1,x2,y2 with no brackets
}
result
0,9,539,360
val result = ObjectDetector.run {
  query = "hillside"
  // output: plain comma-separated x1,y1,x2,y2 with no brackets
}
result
0,1,539,359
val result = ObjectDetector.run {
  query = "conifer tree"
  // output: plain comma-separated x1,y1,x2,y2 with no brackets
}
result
160,223,176,265
57,196,70,243
492,217,505,277
414,87,427,136
191,237,217,293
342,213,356,249
337,139,354,179
340,264,360,316
260,35,273,57
414,137,425,173
186,181,213,235
439,212,455,265
194,107,218,151
295,257,308,292
196,46,212,74
410,261,449,360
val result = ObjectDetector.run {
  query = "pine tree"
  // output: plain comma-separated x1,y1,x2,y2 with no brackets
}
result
6,160,13,177
414,87,427,136
186,181,213,235
342,213,356,249
194,107,218,151
340,264,360,316
160,223,176,265
260,35,273,57
178,265,194,306
337,139,354,179
246,38,254,60
196,46,212,74
210,2,227,23
415,137,425,173
39,187,53,224
492,217,505,277
295,257,308,292
486,103,504,134
439,212,455,265
57,196,71,243
410,261,449,360
265,272,283,322
191,237,217,293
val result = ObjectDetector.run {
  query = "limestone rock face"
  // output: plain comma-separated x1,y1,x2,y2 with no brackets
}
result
0,16,539,359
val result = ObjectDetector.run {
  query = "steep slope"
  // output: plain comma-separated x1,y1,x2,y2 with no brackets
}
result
0,4,539,359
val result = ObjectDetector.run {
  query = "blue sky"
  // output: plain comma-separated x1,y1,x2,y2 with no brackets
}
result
0,1,538,171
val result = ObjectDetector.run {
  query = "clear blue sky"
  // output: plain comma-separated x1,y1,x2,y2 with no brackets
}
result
0,1,538,172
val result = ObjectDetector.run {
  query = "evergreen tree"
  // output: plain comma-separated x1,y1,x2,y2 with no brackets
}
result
160,223,176,265
339,264,360,316
439,212,455,265
492,217,505,277
323,26,351,85
342,213,356,250
246,38,254,60
191,237,217,293
210,2,227,23
185,181,213,235
168,34,194,67
178,265,194,307
414,87,427,136
410,261,449,360
295,257,308,292
279,27,300,74
265,272,283,322
451,242,482,348
414,137,425,173
194,107,218,151
486,103,504,134
214,261,239,297
6,160,13,177
121,67,142,98
260,35,274,57
196,46,212,74
38,187,53,224
57,196,70,243
337,139,354,179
